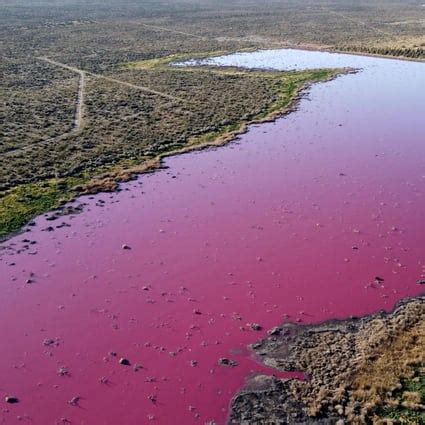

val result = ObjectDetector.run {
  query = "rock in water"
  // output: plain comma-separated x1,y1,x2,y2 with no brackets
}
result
218,358,238,367
248,323,262,331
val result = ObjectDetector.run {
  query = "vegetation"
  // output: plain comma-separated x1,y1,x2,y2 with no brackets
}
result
0,181,75,239
378,375,425,423
1,0,424,238
231,297,425,424
336,42,425,60
1,47,341,239
1,3,424,422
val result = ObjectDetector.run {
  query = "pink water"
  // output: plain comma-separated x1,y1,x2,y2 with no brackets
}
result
1,50,424,424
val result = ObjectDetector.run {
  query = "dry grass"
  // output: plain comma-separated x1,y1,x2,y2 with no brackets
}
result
233,297,425,423
348,315,424,422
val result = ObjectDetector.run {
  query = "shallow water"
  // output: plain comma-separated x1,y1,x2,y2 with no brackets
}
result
1,50,424,424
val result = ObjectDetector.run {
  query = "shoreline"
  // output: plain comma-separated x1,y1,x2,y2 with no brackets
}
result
253,41,425,64
229,294,425,424
0,66,350,243
3,43,422,242
285,43,425,64
2,44,424,424
4,41,423,242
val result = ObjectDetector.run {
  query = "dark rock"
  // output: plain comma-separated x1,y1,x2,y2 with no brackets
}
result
218,358,238,367
57,366,69,376
43,338,59,347
5,396,19,404
267,326,282,336
68,396,80,406
249,323,262,331
119,358,130,365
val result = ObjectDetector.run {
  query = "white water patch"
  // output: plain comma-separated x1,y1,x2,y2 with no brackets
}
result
179,48,421,72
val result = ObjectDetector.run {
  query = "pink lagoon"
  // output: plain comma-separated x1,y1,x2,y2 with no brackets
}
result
0,49,424,424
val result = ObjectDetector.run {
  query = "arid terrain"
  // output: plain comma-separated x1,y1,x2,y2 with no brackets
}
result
1,0,424,238
1,2,424,424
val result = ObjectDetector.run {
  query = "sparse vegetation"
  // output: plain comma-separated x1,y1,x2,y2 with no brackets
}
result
378,375,425,423
230,297,425,424
1,0,424,239
1,3,424,423
336,42,425,60
1,48,341,238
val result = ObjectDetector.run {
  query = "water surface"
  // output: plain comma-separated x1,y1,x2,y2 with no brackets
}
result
1,49,424,424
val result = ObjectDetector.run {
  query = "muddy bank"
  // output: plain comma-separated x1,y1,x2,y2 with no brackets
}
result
229,296,425,424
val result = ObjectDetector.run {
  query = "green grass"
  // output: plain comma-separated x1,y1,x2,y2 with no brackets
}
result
0,157,152,239
378,375,425,424
0,180,77,240
260,69,337,117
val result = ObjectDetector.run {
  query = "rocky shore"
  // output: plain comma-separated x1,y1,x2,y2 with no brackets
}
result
229,296,424,424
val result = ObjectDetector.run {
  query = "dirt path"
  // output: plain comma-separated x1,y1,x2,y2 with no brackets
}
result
2,57,190,157
75,70,85,129
2,133,70,157
38,57,86,131
93,73,186,103
37,57,187,103
326,10,396,40
139,23,207,40
2,58,88,157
